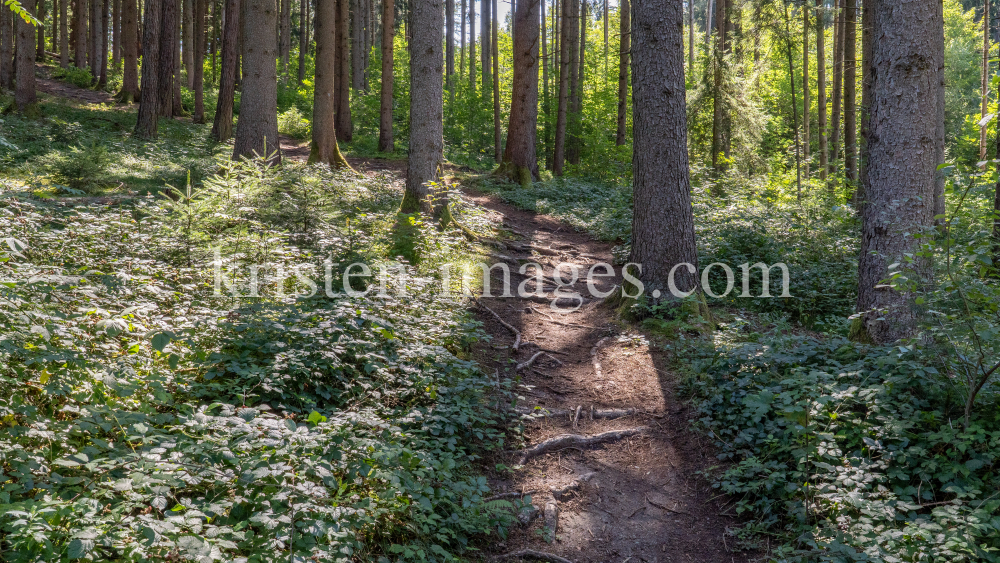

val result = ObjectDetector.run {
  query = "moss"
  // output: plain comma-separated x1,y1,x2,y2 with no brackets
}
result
848,317,875,344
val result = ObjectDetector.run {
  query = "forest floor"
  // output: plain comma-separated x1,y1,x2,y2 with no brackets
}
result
32,73,752,563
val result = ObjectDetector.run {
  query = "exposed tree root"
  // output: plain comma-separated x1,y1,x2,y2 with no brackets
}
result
485,490,537,501
515,406,636,420
517,428,647,464
515,351,562,372
475,298,523,350
590,337,610,379
551,472,597,500
496,550,575,563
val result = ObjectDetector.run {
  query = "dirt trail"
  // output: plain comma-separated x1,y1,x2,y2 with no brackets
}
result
37,70,748,563
463,191,750,563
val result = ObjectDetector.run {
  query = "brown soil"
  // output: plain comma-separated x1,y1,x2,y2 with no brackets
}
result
36,72,750,562
463,190,752,563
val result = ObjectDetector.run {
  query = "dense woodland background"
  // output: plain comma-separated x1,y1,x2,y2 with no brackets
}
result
1,0,1000,561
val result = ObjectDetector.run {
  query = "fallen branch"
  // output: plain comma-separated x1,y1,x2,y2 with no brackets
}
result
485,490,537,502
515,351,563,372
475,297,522,350
518,428,647,464
495,550,575,563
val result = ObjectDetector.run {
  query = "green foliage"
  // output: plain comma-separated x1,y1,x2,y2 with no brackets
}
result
277,107,312,139
0,155,517,562
41,143,111,192
51,66,96,89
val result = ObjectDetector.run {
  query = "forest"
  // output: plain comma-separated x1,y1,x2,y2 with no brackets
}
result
1,0,1000,561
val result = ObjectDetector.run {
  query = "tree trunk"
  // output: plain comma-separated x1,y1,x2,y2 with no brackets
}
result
480,0,489,88
113,0,121,66
100,0,109,86
378,0,394,151
711,0,729,171
499,0,539,184
564,0,578,163
233,0,280,161
704,0,711,49
446,0,453,89
309,0,349,167
135,0,162,138
615,0,627,146
630,0,702,308
280,0,290,78
784,2,801,200
193,0,205,122
816,0,827,182
982,0,991,165
852,0,941,345
829,0,844,186
686,0,692,74
210,0,238,140
184,0,194,85
541,0,549,164
843,0,856,193
36,0,45,61
76,0,87,68
566,0,583,164
157,0,176,117
401,0,444,218
857,0,872,209
492,0,499,162
468,0,475,87
119,0,138,99
335,0,352,140
934,0,945,222
15,0,38,113
0,3,13,89
60,0,69,66
552,0,571,175
802,2,809,179
351,0,363,89
297,0,305,84
460,0,465,77
91,0,101,78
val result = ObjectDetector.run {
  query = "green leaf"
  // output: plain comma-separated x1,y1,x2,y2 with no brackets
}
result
67,538,94,559
151,331,172,352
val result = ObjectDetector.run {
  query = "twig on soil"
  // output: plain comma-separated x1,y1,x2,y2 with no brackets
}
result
516,352,562,372
572,406,582,429
475,297,523,350
484,490,537,502
517,428,648,464
495,550,575,563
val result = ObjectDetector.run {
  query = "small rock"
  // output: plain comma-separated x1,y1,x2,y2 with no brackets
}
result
543,501,559,542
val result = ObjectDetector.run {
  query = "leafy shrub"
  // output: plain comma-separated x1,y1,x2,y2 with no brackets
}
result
52,65,95,88
277,106,311,139
684,335,1000,561
44,143,111,192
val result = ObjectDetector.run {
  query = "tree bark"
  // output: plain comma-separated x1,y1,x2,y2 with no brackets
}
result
981,0,991,165
36,0,45,61
492,0,499,162
297,0,305,84
0,2,13,89
853,0,941,344
192,0,205,122
60,0,69,67
91,0,101,79
615,0,627,146
711,0,728,171
100,0,109,86
183,0,192,85
498,0,539,184
233,0,280,162
686,0,692,75
351,0,363,89
552,0,571,175
335,0,352,141
480,0,489,88
802,2,809,179
446,0,453,89
119,0,139,100
134,0,162,138
816,0,827,182
309,0,349,167
76,0,88,68
401,0,445,218
280,0,290,78
210,0,238,140
843,0,857,192
541,0,550,164
630,0,702,306
15,0,38,113
829,0,844,186
468,0,475,87
113,0,121,66
460,0,465,77
565,0,583,165
156,0,176,117
378,0,394,151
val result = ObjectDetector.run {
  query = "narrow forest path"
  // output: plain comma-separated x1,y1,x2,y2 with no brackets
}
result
36,72,750,563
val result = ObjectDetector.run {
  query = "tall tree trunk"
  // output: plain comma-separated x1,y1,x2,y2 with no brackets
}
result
119,0,138,99
853,0,941,345
552,0,571,175
183,0,192,84
157,0,176,117
492,0,499,162
630,0,702,307
378,0,394,151
335,0,352,140
0,3,13,89
480,0,489,88
704,0,711,50
100,0,109,86
687,0,692,74
309,0,349,167
297,0,305,84
460,0,465,77
36,0,45,61
280,0,290,78
829,0,844,186
91,0,102,78
564,0,578,163
210,0,238,140
446,0,453,88
711,0,728,171
802,2,809,179
468,0,475,87
113,0,121,66
981,0,991,165
193,0,205,121
541,0,549,164
816,0,827,182
843,0,857,195
615,0,631,146
615,0,627,146
566,0,584,164
934,0,945,222
15,0,38,113
351,0,362,89
60,0,69,66
499,0,539,183
76,0,87,68
134,0,161,138
857,0,872,209
53,0,59,56
784,2,801,200
401,0,444,217
233,0,280,161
